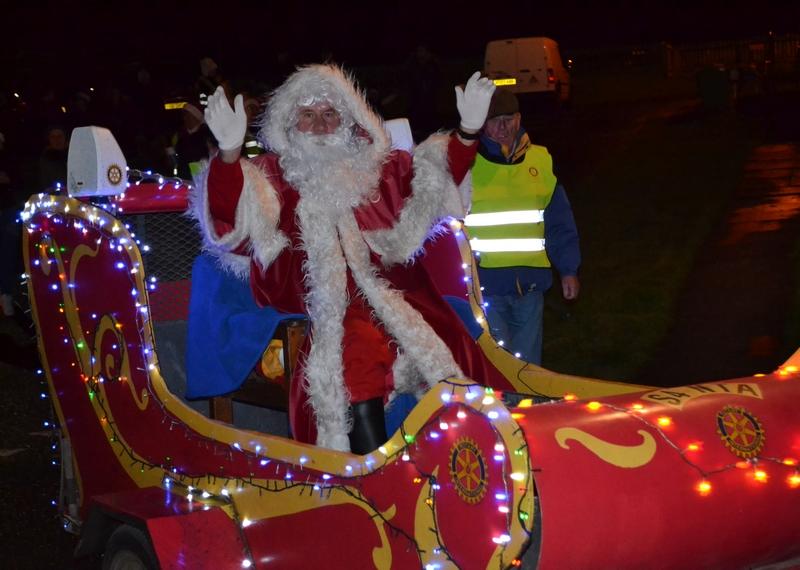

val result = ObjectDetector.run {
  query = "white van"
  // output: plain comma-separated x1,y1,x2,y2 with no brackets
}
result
484,37,571,103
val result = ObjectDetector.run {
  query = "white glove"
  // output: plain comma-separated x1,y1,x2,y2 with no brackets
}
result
204,86,247,151
455,72,496,131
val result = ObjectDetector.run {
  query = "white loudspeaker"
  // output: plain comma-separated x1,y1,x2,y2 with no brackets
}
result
384,118,414,152
67,126,128,197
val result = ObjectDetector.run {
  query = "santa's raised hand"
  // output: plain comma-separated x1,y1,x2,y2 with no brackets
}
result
455,71,496,133
205,86,247,158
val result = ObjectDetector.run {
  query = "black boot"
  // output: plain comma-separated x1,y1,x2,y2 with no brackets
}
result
349,398,388,455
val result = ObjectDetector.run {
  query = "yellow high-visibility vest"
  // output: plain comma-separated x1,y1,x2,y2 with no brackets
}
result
467,145,557,268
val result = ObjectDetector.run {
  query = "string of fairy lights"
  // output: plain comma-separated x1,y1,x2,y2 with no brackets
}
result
21,179,800,567
573,394,800,495
447,218,558,399
22,192,535,568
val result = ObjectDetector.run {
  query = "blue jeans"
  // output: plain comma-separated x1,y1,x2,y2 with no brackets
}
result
485,289,543,364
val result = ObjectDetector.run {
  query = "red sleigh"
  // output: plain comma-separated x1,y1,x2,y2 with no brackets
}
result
22,127,800,568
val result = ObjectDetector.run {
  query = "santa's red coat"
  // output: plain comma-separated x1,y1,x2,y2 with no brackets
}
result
206,136,513,444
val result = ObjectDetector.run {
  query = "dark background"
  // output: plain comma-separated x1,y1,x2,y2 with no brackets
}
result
4,1,800,92
3,2,800,567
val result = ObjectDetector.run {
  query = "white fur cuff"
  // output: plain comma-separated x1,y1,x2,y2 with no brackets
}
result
363,134,468,266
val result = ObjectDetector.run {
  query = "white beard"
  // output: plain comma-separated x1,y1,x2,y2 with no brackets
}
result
280,129,383,216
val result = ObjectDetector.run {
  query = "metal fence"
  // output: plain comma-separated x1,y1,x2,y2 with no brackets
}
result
121,211,201,322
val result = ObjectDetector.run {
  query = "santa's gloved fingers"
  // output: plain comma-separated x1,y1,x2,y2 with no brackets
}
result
233,93,245,117
468,74,495,96
205,90,247,151
454,85,465,106
212,87,232,116
456,71,496,131
205,92,221,122
478,77,496,92
207,86,222,112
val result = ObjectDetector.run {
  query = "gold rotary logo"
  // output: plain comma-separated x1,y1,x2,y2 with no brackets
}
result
107,164,123,185
716,406,765,459
449,437,488,504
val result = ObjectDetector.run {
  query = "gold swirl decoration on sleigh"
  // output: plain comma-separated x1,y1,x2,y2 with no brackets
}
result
36,233,148,411
23,197,537,568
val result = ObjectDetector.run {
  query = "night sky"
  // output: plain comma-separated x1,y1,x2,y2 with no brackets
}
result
4,1,799,92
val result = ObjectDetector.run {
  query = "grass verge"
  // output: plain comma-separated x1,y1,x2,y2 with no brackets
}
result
542,107,752,380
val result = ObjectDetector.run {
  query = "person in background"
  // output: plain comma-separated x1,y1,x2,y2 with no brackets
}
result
242,92,266,158
195,57,228,107
38,126,68,192
465,89,581,365
172,103,214,180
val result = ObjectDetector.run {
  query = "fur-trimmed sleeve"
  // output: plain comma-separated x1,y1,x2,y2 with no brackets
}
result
362,134,472,266
189,158,289,278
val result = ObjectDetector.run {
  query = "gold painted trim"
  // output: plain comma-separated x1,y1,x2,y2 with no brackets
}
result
24,196,537,563
452,224,651,398
555,427,657,468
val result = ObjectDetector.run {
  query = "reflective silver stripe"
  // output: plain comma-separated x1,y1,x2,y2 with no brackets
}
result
464,209,544,226
469,237,546,252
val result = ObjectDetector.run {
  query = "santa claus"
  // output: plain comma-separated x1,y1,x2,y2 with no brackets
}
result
192,64,496,453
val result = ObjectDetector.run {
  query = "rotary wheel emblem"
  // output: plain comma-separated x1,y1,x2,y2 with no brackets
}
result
716,406,765,459
528,167,539,177
449,437,488,504
107,164,123,186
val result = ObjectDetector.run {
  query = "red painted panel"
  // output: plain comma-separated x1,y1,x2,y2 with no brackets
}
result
112,182,189,214
413,405,514,569
92,487,194,519
522,375,800,569
148,508,246,570
91,488,246,569
245,503,415,568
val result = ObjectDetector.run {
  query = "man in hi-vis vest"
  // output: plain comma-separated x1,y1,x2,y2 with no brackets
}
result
465,89,581,364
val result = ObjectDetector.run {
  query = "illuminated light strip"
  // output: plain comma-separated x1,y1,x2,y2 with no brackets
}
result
28,199,537,562
164,102,187,110
469,237,545,252
493,78,517,86
464,210,544,226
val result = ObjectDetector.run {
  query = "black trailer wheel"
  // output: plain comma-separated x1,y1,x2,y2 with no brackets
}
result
102,525,159,570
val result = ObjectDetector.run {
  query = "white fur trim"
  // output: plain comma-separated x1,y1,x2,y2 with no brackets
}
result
187,160,250,278
391,351,427,399
338,213,462,391
239,161,290,271
296,201,462,451
261,65,389,167
294,196,353,452
363,134,468,265
188,159,288,278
